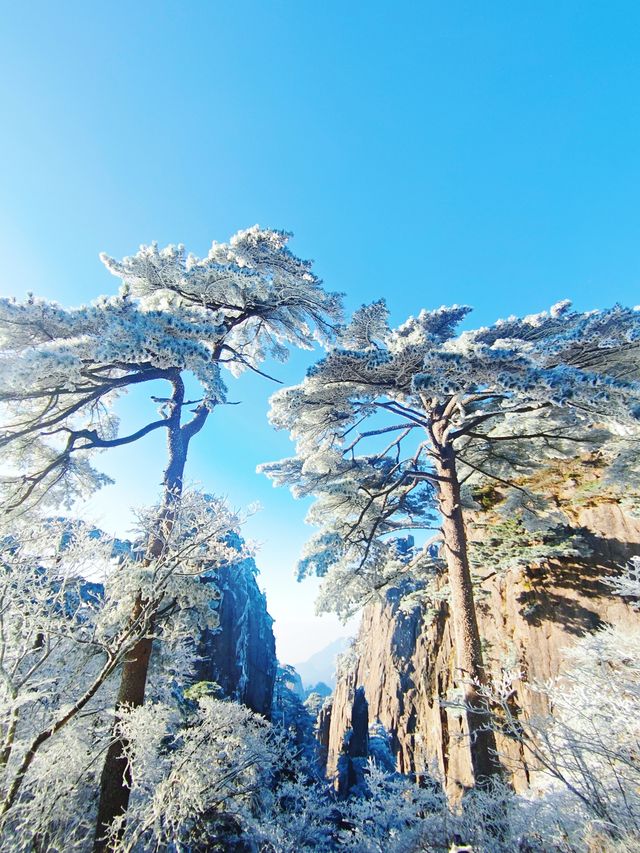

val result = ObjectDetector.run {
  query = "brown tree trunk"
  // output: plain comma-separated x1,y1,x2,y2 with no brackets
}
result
94,376,208,851
93,600,155,851
431,425,502,786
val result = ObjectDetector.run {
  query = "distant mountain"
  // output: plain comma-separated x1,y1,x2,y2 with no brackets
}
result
304,681,332,699
293,636,352,688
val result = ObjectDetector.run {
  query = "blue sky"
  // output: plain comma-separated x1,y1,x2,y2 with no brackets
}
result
1,1,639,661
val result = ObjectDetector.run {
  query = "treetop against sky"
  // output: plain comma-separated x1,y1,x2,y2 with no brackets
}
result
1,2,639,660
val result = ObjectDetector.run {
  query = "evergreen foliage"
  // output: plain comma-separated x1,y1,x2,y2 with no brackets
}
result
261,299,640,784
262,299,640,613
0,227,342,514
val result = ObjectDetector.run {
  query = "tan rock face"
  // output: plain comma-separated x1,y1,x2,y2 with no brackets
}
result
326,503,640,797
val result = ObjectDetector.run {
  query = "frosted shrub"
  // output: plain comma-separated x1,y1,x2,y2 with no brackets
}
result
252,773,337,853
605,555,640,606
336,759,449,852
108,697,287,851
483,605,640,847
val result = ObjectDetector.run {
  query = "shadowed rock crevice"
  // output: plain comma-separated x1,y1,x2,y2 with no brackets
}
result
337,687,370,797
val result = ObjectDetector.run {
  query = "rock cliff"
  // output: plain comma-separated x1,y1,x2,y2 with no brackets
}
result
326,501,640,797
195,553,277,719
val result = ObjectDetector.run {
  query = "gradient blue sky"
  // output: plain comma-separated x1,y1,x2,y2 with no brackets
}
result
1,2,639,662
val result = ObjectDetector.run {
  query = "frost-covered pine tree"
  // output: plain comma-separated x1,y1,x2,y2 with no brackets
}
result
0,226,343,846
261,299,640,786
0,227,341,515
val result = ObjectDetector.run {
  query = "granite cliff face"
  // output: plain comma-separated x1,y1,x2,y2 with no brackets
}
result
195,555,277,719
326,501,640,796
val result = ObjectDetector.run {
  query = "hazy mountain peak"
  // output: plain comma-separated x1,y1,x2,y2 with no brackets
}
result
291,636,353,688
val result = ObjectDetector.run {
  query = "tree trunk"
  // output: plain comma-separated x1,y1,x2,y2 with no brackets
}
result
432,428,502,786
93,601,155,851
94,378,208,851
0,702,19,769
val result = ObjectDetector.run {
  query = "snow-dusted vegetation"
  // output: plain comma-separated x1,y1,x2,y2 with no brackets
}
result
1,229,640,851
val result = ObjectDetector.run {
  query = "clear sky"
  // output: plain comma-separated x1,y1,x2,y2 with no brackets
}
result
1,1,639,662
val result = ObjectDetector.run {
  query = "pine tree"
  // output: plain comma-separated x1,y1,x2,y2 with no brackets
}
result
261,299,640,785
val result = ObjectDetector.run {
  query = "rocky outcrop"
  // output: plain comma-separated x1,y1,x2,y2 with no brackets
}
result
326,501,640,797
337,686,370,796
195,554,277,719
316,698,333,773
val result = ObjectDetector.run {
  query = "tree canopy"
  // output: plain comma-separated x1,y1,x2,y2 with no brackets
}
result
262,299,640,613
0,226,343,514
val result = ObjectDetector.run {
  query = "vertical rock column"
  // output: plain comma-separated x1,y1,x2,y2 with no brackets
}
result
337,687,370,797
